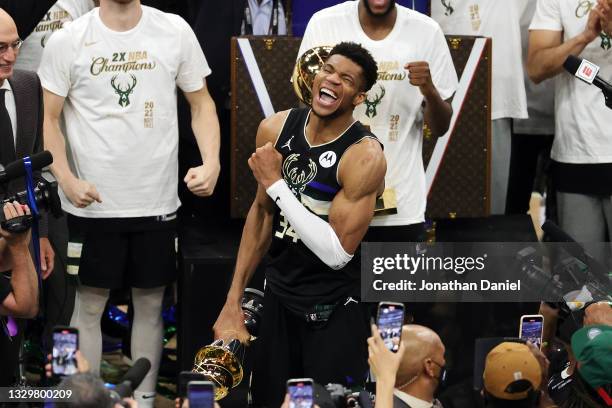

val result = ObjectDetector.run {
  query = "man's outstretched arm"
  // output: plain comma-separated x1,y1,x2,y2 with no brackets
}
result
212,111,289,344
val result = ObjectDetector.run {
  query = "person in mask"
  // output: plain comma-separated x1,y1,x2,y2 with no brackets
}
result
368,324,447,408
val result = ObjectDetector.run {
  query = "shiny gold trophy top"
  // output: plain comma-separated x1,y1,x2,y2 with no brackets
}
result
192,288,264,400
292,45,333,105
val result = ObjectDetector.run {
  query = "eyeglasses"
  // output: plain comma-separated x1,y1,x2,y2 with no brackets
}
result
0,39,23,55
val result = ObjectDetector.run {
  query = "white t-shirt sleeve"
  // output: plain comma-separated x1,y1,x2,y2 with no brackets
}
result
37,29,74,97
427,25,459,101
530,0,563,31
297,13,325,60
175,17,212,93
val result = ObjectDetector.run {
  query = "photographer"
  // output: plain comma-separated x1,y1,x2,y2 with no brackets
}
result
367,323,445,408
0,201,37,318
0,201,37,386
47,352,141,408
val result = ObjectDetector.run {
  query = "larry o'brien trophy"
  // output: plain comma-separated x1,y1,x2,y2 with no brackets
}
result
192,288,264,400
293,46,397,215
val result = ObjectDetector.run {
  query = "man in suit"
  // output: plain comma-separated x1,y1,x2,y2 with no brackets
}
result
368,324,446,408
0,7,53,386
0,8,53,277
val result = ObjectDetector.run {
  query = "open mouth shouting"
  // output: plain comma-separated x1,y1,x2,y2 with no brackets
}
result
313,82,343,115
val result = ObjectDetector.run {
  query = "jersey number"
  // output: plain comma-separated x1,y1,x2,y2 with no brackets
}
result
274,212,300,243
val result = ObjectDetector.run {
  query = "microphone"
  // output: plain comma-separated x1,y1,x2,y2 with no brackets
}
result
109,358,151,400
0,151,53,184
563,55,612,109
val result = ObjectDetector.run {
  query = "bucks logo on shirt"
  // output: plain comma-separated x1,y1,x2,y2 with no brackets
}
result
110,74,137,107
89,51,157,107
282,153,318,195
364,83,386,118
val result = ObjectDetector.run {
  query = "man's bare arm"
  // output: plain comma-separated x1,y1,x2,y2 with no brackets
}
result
212,111,289,343
182,82,221,197
405,61,453,137
528,6,606,83
329,139,387,253
43,89,101,208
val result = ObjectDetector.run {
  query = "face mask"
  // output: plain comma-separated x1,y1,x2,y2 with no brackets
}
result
431,360,448,391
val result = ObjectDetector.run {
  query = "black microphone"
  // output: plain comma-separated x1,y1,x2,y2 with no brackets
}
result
563,55,612,109
0,151,53,184
109,358,151,400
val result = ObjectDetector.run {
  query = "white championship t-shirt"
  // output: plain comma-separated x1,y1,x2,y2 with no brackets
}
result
15,0,95,71
514,0,554,135
38,6,211,218
298,1,458,227
531,0,612,163
431,0,528,120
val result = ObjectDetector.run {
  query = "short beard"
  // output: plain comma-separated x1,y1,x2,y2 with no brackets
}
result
363,0,396,17
311,106,339,121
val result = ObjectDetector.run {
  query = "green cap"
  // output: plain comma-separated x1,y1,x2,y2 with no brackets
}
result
571,325,612,388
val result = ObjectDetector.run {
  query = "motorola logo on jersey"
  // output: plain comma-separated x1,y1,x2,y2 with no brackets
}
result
282,153,318,194
319,151,337,168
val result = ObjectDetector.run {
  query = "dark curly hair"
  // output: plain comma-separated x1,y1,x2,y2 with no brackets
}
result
328,42,378,92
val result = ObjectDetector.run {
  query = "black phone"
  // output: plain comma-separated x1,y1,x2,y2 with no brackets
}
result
178,371,206,399
376,301,405,352
519,314,544,349
187,380,215,408
287,378,314,408
52,326,79,377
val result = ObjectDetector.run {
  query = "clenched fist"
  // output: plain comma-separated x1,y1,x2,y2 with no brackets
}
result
61,177,101,208
405,61,436,97
248,142,283,189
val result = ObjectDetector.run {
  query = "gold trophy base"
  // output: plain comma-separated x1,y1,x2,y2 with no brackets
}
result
193,344,244,400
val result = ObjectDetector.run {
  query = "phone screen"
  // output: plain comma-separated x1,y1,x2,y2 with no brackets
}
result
377,303,404,352
288,381,313,408
520,316,544,349
52,330,78,376
187,382,214,408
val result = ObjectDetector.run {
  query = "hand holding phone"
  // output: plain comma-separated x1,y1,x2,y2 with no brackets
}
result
519,314,544,349
376,302,405,353
52,326,79,377
287,378,314,408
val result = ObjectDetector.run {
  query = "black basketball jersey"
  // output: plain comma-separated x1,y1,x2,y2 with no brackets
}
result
265,108,381,315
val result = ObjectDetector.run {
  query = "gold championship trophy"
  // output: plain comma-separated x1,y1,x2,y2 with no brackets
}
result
192,288,264,400
292,46,397,216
